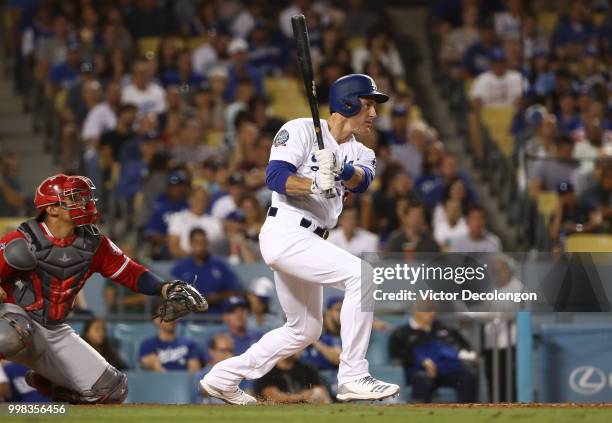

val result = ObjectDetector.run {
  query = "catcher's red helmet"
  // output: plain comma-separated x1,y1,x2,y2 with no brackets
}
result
35,174,99,228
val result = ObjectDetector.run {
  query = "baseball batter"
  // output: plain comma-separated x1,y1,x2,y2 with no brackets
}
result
0,174,207,403
201,74,400,404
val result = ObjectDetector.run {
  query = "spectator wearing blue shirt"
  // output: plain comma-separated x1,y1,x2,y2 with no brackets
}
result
144,170,190,259
2,362,51,402
139,315,201,373
171,228,242,315
49,42,81,93
417,153,478,210
556,90,584,136
192,333,235,404
224,38,264,102
160,49,206,90
551,3,596,51
389,308,478,403
461,19,500,77
217,296,263,356
247,22,288,76
301,297,342,371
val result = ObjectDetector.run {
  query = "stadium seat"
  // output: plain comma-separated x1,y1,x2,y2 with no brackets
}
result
206,130,224,147
113,323,158,369
565,234,612,253
182,323,225,344
187,36,207,50
125,371,192,404
347,37,365,52
264,77,310,120
536,191,559,221
0,217,24,236
137,37,162,57
481,106,514,158
67,320,85,335
366,329,391,366
537,12,558,36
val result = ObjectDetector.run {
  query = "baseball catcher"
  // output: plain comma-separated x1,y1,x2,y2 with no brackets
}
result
0,174,207,403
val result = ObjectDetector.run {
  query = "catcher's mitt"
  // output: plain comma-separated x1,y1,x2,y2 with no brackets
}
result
156,281,208,322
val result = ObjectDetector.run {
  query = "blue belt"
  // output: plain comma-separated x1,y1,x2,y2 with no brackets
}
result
267,207,329,240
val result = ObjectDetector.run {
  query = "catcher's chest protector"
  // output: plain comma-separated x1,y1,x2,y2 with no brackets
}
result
11,219,100,326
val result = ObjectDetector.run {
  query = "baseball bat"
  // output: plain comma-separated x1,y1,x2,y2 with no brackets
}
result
291,14,335,199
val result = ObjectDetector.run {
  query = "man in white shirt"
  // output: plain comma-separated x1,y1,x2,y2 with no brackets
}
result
468,47,526,160
211,174,246,219
168,186,224,258
449,206,502,253
121,60,166,116
328,208,379,257
82,80,122,147
469,48,525,107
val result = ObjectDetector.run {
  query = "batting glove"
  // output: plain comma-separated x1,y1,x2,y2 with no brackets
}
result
311,167,336,194
314,149,342,174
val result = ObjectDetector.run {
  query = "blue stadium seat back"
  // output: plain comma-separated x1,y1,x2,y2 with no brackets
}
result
366,330,391,366
113,323,158,369
125,371,192,404
81,273,108,317
434,387,458,403
67,321,85,335
183,323,226,344
147,261,174,279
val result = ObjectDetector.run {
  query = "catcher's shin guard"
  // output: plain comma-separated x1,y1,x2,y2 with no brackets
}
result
27,366,128,404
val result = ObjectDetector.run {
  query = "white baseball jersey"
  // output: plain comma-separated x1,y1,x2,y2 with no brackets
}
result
269,118,376,229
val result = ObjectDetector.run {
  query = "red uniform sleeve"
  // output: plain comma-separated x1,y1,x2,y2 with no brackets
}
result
91,236,148,292
0,230,27,280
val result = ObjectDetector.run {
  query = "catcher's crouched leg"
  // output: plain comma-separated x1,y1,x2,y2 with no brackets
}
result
0,313,35,359
30,366,128,404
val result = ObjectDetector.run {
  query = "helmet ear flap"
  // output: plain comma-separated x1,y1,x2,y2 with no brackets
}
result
341,97,361,117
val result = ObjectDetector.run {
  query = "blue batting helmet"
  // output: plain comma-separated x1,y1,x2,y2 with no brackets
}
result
329,74,389,117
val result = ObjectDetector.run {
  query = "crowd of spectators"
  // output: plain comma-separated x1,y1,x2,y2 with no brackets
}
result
431,0,612,250
1,0,504,263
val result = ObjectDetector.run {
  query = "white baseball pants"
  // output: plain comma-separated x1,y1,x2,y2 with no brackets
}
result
204,209,375,390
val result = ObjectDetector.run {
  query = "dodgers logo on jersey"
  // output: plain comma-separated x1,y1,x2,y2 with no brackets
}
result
273,129,290,147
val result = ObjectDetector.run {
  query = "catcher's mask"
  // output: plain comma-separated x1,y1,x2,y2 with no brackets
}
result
35,174,99,234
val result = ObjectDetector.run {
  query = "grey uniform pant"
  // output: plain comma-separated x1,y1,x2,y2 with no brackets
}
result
0,303,111,393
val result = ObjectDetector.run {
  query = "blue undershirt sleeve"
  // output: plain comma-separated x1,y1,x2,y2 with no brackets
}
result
266,160,298,194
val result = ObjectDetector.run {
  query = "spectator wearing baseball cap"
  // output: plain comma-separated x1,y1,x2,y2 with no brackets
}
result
211,173,246,219
144,170,190,259
225,38,264,101
214,296,263,356
211,208,261,264
246,277,283,329
171,227,242,315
